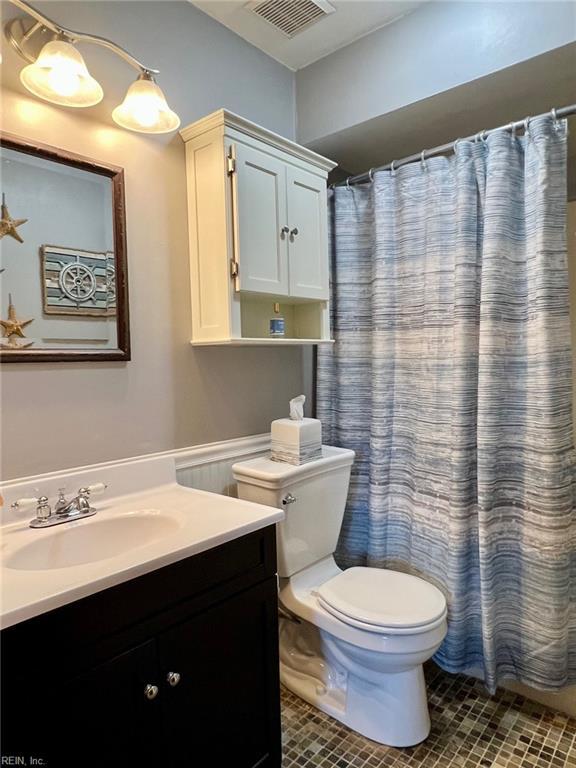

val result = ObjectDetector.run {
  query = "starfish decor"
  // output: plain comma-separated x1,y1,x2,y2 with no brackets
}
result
0,293,34,349
0,193,28,243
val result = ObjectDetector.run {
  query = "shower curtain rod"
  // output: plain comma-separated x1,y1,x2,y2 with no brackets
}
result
334,103,576,187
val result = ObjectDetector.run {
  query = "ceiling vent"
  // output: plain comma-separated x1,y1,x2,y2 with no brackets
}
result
246,0,335,38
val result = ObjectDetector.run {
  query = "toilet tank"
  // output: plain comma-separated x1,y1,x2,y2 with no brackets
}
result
232,446,355,578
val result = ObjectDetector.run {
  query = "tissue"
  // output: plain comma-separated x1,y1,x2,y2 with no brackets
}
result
289,395,305,421
271,395,322,465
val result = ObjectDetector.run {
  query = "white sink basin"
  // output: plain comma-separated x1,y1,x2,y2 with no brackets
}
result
1,456,284,629
5,511,180,571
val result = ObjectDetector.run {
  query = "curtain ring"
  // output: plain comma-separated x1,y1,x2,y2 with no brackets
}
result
345,177,352,191
390,160,397,176
420,149,427,171
454,138,462,155
508,122,516,140
368,168,374,182
523,116,531,136
550,107,562,133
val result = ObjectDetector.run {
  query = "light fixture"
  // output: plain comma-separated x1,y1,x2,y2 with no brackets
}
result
112,73,180,134
20,38,103,107
5,0,180,134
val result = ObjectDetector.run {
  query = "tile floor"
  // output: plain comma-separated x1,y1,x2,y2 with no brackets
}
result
281,666,576,768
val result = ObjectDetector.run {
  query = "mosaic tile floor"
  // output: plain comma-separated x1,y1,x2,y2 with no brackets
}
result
281,666,576,768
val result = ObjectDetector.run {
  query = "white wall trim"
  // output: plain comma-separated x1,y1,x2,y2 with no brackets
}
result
171,433,271,470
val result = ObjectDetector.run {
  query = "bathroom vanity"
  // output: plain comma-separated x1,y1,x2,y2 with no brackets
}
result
0,456,284,768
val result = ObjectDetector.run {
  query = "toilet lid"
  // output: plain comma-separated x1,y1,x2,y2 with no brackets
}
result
316,567,446,630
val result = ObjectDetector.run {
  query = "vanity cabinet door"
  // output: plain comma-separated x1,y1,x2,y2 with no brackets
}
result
158,577,281,768
286,165,329,300
232,142,290,296
61,640,163,768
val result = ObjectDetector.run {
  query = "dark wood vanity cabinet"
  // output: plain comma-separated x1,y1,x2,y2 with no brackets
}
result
1,527,281,768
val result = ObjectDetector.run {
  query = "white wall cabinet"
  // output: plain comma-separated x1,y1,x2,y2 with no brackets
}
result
233,142,289,297
181,110,336,345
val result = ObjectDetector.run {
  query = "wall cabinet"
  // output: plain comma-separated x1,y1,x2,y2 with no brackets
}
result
181,110,336,345
1,527,281,768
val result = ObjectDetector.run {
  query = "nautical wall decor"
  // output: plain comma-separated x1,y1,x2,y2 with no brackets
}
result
0,293,34,349
0,193,28,243
41,245,117,317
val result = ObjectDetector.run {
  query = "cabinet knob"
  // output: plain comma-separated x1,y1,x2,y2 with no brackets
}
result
166,671,181,687
280,226,290,238
144,684,159,700
289,227,299,239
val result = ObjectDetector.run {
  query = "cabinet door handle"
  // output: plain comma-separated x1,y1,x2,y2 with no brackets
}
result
289,227,299,240
280,226,290,238
144,684,159,700
166,671,181,688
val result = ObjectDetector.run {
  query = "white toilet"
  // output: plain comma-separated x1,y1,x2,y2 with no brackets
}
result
233,446,447,747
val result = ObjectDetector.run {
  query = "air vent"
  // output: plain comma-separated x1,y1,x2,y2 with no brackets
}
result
246,0,335,38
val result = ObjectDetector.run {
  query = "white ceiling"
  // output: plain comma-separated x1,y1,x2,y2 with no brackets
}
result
190,0,427,70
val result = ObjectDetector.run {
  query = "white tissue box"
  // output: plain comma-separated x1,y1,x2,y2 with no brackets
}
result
271,418,322,465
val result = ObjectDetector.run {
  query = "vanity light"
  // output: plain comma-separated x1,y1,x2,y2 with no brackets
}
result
6,0,180,134
112,73,180,134
20,39,103,107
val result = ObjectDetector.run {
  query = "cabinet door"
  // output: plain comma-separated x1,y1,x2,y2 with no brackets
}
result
61,640,163,768
286,165,329,300
159,577,281,768
233,142,289,296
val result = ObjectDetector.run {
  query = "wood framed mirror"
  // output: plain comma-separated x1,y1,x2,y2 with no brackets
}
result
0,133,130,362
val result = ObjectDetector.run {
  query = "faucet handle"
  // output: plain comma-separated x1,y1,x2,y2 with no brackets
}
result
81,482,107,497
11,494,52,523
11,496,41,511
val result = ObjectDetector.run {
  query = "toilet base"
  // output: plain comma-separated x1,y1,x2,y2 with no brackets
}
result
280,617,432,747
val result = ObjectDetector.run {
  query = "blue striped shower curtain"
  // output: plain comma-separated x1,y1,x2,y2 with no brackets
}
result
317,115,576,691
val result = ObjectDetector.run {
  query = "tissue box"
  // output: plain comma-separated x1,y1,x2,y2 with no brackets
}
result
271,418,322,465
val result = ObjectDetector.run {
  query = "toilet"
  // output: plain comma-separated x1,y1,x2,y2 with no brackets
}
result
233,446,447,747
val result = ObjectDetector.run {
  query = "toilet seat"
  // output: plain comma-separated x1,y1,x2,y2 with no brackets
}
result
316,566,447,635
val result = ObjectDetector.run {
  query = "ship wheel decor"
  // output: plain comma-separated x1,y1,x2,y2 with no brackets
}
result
105,256,117,315
41,245,114,317
59,262,98,305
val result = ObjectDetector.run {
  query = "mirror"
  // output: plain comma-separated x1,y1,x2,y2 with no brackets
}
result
0,133,130,362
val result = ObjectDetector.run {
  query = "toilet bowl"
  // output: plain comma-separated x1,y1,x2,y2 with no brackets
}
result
233,447,448,747
278,556,447,746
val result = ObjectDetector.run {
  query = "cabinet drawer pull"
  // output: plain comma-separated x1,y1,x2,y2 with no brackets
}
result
144,683,159,700
166,671,181,687
280,226,289,238
289,227,299,240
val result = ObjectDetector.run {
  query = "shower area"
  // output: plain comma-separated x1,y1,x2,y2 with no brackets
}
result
308,40,576,714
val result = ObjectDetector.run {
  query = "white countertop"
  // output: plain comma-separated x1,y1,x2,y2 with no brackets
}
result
0,456,283,629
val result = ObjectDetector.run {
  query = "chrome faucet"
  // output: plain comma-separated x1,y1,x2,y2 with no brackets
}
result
54,487,93,517
11,483,107,528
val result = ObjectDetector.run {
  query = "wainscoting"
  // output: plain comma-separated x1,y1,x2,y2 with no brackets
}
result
174,433,270,496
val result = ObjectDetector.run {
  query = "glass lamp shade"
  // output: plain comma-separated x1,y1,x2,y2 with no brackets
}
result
112,76,180,134
20,40,103,107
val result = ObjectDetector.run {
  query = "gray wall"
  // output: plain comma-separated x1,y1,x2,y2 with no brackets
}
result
296,1,576,145
1,1,303,480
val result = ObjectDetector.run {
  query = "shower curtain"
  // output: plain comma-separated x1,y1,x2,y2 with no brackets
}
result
317,115,576,691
